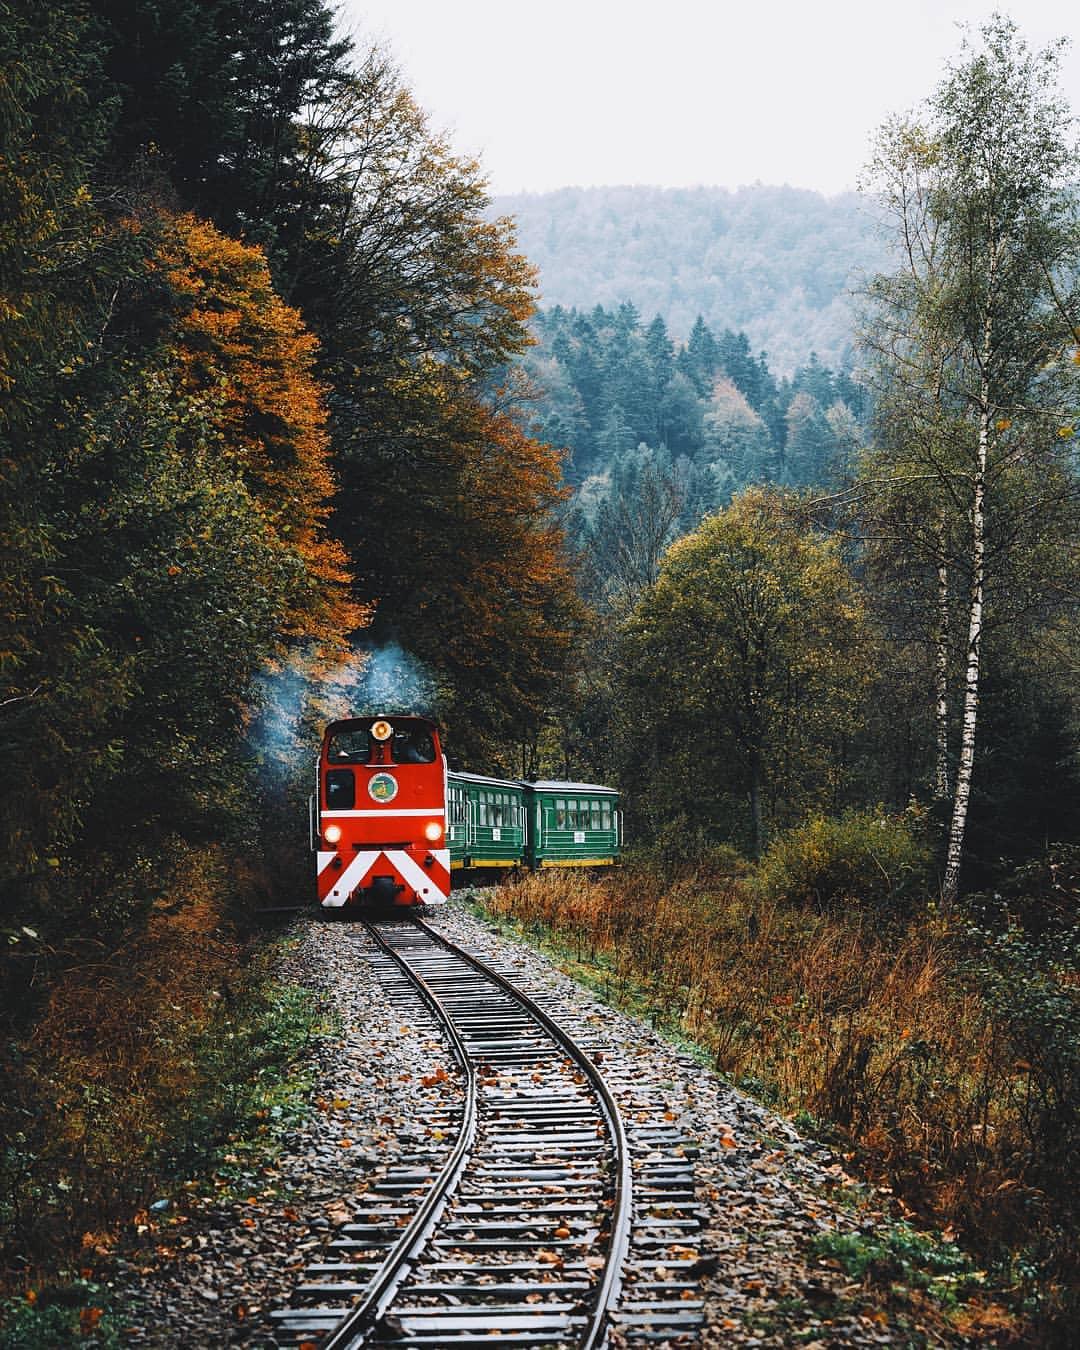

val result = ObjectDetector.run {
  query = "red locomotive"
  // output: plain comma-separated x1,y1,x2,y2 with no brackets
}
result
312,714,450,910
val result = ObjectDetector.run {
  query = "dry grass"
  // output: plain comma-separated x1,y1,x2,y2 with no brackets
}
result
484,862,1078,1333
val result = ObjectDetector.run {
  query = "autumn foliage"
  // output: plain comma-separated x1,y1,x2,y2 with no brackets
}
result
155,213,361,639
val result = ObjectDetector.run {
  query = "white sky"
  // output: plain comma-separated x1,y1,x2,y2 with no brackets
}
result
337,0,1080,196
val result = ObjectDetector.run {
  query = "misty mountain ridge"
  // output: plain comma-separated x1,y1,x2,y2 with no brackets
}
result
493,184,887,374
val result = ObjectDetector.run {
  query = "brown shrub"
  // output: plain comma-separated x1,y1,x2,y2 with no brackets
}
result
1,846,255,1261
484,863,1076,1318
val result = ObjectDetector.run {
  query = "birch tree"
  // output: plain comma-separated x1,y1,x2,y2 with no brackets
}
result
862,16,1080,903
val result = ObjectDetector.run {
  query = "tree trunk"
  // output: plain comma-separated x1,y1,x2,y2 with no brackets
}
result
943,392,989,904
749,748,764,858
934,543,950,801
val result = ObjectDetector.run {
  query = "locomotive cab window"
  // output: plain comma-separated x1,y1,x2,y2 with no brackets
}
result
393,728,435,763
325,769,355,809
328,728,370,763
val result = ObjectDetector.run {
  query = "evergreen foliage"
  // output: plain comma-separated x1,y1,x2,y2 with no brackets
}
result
528,302,864,489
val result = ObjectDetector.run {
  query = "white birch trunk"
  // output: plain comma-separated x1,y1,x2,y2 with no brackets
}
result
934,549,950,801
942,391,989,904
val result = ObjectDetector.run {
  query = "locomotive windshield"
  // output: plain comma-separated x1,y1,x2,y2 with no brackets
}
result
327,723,436,765
327,728,370,762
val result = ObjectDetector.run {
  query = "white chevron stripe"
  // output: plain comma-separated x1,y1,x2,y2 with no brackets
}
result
320,850,379,907
386,849,449,901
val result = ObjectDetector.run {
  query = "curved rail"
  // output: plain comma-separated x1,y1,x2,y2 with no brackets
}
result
319,922,479,1350
411,914,633,1350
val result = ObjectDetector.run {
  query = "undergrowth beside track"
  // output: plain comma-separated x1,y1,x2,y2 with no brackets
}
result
0,845,325,1344
471,853,1080,1345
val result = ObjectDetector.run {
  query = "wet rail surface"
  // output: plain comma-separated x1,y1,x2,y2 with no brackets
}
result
272,915,704,1347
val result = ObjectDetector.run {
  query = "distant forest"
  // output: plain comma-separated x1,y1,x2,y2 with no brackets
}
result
493,185,887,374
520,303,866,599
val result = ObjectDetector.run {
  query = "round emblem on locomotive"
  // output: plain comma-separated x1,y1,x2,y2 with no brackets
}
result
368,772,399,803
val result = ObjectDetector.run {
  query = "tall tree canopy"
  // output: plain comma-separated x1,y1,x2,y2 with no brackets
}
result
617,489,867,855
860,15,1080,901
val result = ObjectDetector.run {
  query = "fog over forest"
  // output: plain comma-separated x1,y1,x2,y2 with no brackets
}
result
493,184,887,374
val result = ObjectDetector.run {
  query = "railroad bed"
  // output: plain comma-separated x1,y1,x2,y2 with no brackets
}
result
114,901,910,1348
272,916,704,1348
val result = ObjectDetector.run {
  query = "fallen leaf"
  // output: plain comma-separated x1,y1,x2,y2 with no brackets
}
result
80,1308,103,1333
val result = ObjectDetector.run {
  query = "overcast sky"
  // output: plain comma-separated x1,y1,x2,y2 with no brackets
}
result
337,1,1080,197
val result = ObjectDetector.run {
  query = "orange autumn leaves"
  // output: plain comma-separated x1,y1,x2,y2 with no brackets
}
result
155,213,363,644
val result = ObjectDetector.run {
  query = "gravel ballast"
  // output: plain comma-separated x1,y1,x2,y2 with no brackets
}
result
110,899,972,1347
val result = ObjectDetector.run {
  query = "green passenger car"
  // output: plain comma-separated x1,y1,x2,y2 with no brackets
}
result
447,771,527,871
447,772,622,875
522,780,621,869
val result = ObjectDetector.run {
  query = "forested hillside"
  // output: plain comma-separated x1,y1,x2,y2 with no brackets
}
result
493,185,886,373
2,6,1079,1341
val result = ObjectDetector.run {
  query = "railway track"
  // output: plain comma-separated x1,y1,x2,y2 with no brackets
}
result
273,915,702,1347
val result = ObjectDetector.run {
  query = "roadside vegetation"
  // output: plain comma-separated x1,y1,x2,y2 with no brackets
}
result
478,831,1079,1341
0,848,326,1343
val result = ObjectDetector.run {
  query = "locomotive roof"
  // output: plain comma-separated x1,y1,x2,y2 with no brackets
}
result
324,713,438,732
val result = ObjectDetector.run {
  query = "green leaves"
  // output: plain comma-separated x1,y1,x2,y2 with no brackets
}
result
616,488,868,854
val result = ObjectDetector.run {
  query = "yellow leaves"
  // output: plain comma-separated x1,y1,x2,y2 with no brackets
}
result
1057,426,1075,439
994,418,1012,431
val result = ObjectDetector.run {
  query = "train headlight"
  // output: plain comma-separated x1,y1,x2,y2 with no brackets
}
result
371,719,393,741
324,823,343,845
424,821,443,842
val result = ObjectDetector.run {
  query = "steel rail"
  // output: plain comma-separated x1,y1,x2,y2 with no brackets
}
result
319,921,480,1350
411,914,633,1350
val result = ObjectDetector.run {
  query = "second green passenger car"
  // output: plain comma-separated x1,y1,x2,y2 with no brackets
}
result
447,772,621,874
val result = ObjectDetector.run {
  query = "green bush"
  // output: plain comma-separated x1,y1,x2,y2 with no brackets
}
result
810,1223,977,1306
964,924,1080,1193
0,1282,120,1349
754,807,932,915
